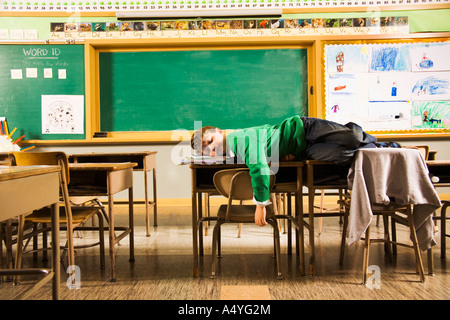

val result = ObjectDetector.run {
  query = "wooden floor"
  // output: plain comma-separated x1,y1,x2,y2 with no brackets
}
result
1,204,449,301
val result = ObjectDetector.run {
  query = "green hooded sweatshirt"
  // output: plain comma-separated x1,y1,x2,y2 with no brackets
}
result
226,115,307,203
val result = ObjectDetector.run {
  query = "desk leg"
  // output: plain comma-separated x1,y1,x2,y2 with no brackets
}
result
191,170,199,278
144,168,150,236
129,186,135,263
198,193,204,256
153,168,158,227
308,189,315,276
296,192,305,276
108,193,116,282
51,202,60,300
192,193,199,277
287,195,292,255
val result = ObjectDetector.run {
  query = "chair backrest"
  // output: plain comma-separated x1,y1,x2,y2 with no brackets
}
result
213,168,275,201
403,145,429,160
9,151,70,184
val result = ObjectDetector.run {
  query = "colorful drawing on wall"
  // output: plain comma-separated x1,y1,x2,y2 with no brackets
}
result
368,73,411,101
325,41,450,132
328,73,357,96
367,101,412,130
411,42,450,72
326,45,368,73
412,101,450,129
325,94,359,123
369,44,410,72
411,72,450,101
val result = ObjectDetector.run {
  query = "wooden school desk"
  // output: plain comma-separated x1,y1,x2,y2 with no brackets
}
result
68,162,136,282
190,161,305,278
0,165,60,300
426,160,450,260
303,160,350,276
69,152,157,236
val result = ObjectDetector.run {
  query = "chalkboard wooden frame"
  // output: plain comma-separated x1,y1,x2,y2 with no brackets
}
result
87,38,317,143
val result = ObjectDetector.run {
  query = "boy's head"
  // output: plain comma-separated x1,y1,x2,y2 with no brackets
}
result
191,126,225,157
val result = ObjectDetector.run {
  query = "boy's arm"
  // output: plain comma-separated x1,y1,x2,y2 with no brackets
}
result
230,130,272,226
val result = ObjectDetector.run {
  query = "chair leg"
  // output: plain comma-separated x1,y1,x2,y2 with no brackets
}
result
362,224,371,285
268,218,283,280
391,217,397,256
42,223,48,262
441,202,448,259
318,190,325,235
427,248,434,276
406,207,425,283
339,207,349,265
0,223,3,283
66,225,76,286
5,220,14,279
14,215,25,285
382,214,392,260
197,219,204,257
211,219,225,278
97,212,106,269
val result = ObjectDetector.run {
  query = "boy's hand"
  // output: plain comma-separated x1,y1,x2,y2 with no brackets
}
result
255,206,267,226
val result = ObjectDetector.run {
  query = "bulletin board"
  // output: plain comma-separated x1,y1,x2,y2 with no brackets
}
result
0,44,85,140
323,38,450,134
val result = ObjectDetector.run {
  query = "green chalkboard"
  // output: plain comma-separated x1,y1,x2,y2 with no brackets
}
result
99,48,308,132
0,44,85,140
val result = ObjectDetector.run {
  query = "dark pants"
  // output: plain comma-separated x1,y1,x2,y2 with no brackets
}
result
301,117,377,165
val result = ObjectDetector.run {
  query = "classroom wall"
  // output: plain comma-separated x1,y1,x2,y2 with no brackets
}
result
3,8,450,201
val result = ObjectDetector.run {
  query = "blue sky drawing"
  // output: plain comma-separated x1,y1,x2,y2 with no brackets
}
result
369,45,410,72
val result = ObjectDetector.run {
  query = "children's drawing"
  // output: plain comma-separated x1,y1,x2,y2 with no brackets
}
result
411,72,450,101
368,73,411,101
412,101,450,129
325,41,450,132
41,95,84,134
325,45,368,73
325,96,360,125
328,73,357,96
411,42,450,72
369,44,410,72
366,101,412,131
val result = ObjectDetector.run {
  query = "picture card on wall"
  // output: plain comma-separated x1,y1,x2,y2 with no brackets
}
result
410,42,450,72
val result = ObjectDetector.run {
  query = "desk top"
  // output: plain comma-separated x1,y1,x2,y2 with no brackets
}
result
70,151,156,157
0,165,60,181
426,160,450,166
69,162,137,171
189,161,304,169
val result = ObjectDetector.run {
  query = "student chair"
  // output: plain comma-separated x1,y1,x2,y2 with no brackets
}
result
209,168,282,279
337,148,442,284
9,151,105,272
339,199,425,284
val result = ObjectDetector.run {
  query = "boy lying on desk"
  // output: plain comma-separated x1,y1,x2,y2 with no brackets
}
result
191,115,378,227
